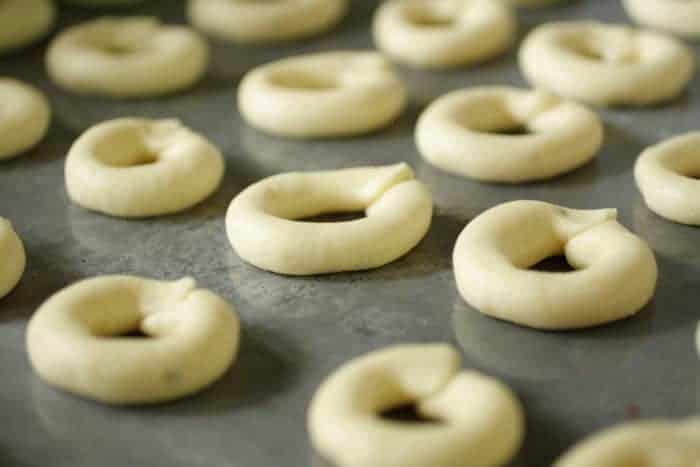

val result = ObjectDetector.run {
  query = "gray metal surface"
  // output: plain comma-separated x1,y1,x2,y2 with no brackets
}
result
1,1,699,466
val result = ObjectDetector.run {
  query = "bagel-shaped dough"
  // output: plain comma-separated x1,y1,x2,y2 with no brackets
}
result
0,218,26,299
26,275,240,405
635,132,700,225
0,79,51,160
226,163,433,275
554,419,700,467
0,0,55,54
519,21,695,106
46,17,209,98
372,0,516,69
623,0,700,39
187,0,347,43
416,86,603,183
238,51,407,138
66,118,224,218
453,201,658,330
308,344,524,467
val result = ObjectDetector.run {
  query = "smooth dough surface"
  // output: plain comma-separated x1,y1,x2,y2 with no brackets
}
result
372,0,516,69
238,51,406,138
0,0,55,54
0,218,26,299
226,163,433,275
66,118,224,218
623,0,700,39
555,419,700,467
453,200,658,330
635,132,700,225
519,21,695,106
187,0,347,43
46,17,209,98
416,86,603,183
0,79,51,160
308,344,524,467
26,275,240,405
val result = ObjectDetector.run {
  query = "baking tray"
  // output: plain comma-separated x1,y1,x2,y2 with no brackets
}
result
1,1,698,466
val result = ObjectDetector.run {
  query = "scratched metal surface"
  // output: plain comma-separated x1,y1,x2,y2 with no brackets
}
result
0,1,698,466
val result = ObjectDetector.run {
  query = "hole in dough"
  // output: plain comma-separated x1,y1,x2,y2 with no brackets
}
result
530,255,576,273
380,403,442,424
268,70,338,91
563,38,639,65
487,124,532,136
114,328,151,339
302,211,366,223
404,8,456,28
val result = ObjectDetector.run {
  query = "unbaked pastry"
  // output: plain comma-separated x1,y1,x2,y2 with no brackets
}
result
226,163,433,275
519,21,695,106
0,218,26,299
238,51,406,138
308,344,524,467
65,118,224,218
46,17,209,98
416,86,603,182
453,200,658,330
372,0,516,69
0,79,51,160
187,0,347,43
26,275,240,405
623,0,700,39
0,0,55,54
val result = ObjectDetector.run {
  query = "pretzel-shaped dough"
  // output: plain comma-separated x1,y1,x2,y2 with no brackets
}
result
453,201,658,330
0,79,51,160
226,163,433,275
0,0,55,54
27,276,240,405
623,0,700,39
0,218,26,299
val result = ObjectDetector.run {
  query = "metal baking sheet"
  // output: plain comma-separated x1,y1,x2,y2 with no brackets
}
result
1,1,698,466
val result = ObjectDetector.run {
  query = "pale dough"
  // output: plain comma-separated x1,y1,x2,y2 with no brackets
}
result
0,79,51,160
0,218,26,299
308,344,524,467
554,419,700,467
46,17,209,98
519,21,695,106
416,86,603,183
27,275,240,405
453,200,658,330
635,133,700,226
65,118,224,218
623,0,700,39
238,51,406,138
226,163,433,275
0,0,55,54
372,0,516,69
500,0,563,7
187,0,347,43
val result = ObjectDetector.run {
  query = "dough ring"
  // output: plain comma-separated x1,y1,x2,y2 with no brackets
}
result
187,0,347,43
0,218,26,299
453,201,658,330
26,275,240,405
519,21,695,106
46,17,209,98
0,79,51,160
238,51,406,138
0,0,55,54
635,132,700,225
226,163,433,275
66,118,224,218
308,344,524,467
416,86,603,183
372,0,516,69
623,0,700,39
554,419,700,467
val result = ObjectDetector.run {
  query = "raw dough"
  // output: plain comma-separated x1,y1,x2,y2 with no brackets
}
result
554,419,700,467
308,344,524,467
46,17,209,98
238,51,406,138
372,0,516,69
0,79,51,160
0,218,26,299
453,201,658,330
226,163,433,275
0,0,55,54
519,21,695,106
623,0,700,39
635,132,700,225
66,118,224,218
187,0,347,43
416,86,603,183
26,275,240,405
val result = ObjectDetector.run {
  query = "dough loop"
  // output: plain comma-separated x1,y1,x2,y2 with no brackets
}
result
623,0,700,39
27,276,240,405
0,0,55,54
0,79,51,160
453,201,658,330
0,219,26,299
308,344,524,467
